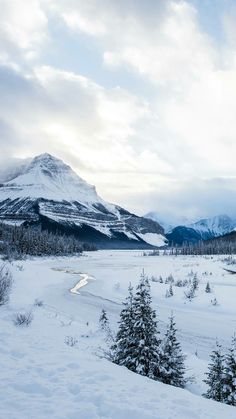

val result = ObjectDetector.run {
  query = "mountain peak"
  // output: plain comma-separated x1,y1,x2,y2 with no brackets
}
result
1,152,99,204
28,153,69,174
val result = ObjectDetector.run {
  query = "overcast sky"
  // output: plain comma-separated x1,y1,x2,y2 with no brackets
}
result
1,0,236,219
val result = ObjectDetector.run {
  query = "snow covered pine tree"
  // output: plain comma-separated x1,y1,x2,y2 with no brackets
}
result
112,273,162,380
205,281,211,293
159,313,186,387
111,283,136,371
203,340,225,402
128,272,161,379
99,309,109,331
222,335,236,406
99,308,112,343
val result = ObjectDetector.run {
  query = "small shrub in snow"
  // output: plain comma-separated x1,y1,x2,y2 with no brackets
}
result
65,336,78,347
165,285,173,298
99,309,113,342
187,270,195,278
165,274,174,284
205,282,211,293
184,285,196,301
13,311,33,326
34,298,44,307
174,279,188,287
174,279,183,287
0,265,13,306
211,298,219,306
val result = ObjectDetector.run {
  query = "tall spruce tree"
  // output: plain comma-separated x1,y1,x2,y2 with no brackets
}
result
111,283,136,371
159,313,186,387
222,335,236,406
203,340,225,402
131,272,161,379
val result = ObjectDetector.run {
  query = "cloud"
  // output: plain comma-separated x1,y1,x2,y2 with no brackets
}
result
0,0,48,66
0,64,171,205
56,0,215,86
1,0,236,219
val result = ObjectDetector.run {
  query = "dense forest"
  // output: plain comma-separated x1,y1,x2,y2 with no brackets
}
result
0,223,96,258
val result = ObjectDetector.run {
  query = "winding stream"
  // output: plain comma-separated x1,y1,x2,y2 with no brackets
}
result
70,273,92,294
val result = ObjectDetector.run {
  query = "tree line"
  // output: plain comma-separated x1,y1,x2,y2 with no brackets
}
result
166,240,236,255
0,223,96,258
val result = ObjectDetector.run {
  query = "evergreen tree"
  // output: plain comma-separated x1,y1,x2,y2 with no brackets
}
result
165,284,173,298
131,272,161,379
111,283,136,371
159,314,186,387
99,308,113,342
192,273,199,291
205,281,211,293
99,309,109,331
222,335,236,405
203,340,225,402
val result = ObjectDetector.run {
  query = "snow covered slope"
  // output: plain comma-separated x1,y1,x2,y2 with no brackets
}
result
0,154,166,248
1,251,236,418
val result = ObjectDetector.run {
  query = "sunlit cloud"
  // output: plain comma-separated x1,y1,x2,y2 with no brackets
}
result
1,0,236,218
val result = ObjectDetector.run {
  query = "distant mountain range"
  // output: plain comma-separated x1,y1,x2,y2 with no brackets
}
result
145,212,236,245
0,153,166,249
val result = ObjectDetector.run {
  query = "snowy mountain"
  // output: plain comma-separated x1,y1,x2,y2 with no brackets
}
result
168,215,236,245
146,212,236,245
190,215,236,239
0,153,166,248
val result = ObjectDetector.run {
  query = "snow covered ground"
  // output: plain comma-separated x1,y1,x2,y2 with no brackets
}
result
0,250,236,418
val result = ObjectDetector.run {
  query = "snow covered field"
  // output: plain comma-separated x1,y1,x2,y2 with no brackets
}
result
1,250,236,418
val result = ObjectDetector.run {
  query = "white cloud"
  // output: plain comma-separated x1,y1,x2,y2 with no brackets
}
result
1,0,236,218
0,64,171,210
0,0,48,65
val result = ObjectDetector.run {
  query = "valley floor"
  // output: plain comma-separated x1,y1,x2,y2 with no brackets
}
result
1,250,236,418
